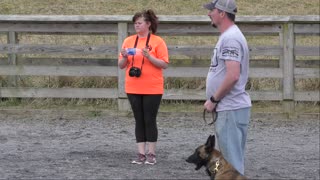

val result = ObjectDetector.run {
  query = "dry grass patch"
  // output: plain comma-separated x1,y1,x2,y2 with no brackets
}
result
18,34,117,46
0,0,319,15
296,35,320,46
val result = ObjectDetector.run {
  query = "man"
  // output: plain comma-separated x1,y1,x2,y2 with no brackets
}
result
203,0,252,175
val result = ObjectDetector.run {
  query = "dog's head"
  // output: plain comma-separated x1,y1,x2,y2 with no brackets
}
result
186,135,217,170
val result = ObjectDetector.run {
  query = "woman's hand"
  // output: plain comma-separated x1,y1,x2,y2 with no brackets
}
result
142,47,151,59
121,48,128,58
119,48,129,69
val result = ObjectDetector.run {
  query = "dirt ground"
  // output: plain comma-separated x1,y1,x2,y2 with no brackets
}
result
0,109,319,180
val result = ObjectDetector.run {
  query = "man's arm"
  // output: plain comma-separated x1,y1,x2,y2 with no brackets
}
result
213,60,240,101
204,60,240,112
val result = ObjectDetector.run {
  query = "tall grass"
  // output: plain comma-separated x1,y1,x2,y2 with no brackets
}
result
0,0,319,15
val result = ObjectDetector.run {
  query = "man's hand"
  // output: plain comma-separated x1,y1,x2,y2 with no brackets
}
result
204,99,217,112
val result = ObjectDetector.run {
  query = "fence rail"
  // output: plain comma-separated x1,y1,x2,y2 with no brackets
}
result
0,15,319,113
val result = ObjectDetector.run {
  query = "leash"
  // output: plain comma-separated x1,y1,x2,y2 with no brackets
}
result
203,108,218,126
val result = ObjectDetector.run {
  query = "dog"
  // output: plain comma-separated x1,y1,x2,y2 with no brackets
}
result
186,135,246,180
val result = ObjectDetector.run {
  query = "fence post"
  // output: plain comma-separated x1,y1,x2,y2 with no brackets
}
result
117,22,130,112
7,31,18,87
281,23,295,117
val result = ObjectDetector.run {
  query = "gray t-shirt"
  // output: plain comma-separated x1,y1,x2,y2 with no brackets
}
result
206,25,252,111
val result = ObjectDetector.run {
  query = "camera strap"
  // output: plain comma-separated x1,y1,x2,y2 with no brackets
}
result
131,33,151,71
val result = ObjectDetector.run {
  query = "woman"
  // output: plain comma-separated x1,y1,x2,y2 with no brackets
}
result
118,9,169,165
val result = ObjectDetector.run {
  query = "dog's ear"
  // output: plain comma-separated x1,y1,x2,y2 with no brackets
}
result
205,135,212,146
211,135,216,148
205,135,215,152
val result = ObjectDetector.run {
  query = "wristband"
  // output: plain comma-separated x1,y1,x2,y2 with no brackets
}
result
210,96,220,103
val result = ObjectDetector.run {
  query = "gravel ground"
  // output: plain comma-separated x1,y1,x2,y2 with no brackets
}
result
0,109,319,179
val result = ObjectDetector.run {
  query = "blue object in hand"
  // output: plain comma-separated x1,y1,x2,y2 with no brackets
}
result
127,48,136,55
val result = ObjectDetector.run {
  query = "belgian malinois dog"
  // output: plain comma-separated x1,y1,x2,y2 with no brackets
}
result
186,135,246,180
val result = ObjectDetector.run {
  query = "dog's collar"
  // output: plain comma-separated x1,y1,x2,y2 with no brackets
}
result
207,156,222,176
213,159,220,173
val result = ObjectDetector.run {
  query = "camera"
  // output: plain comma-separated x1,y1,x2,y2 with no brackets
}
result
129,67,141,77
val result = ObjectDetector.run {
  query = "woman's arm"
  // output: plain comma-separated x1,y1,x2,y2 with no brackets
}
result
142,47,168,69
118,48,128,69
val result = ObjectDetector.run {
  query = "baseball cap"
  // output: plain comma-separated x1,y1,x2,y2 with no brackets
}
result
203,0,237,14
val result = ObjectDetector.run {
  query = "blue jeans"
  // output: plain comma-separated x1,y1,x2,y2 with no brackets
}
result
214,107,251,175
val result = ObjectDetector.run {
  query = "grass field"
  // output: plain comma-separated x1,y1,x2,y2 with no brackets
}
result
0,0,319,15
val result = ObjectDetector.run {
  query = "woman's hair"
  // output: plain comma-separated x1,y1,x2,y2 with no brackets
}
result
132,9,159,34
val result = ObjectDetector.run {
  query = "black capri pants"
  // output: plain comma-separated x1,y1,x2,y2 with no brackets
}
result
127,94,162,143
